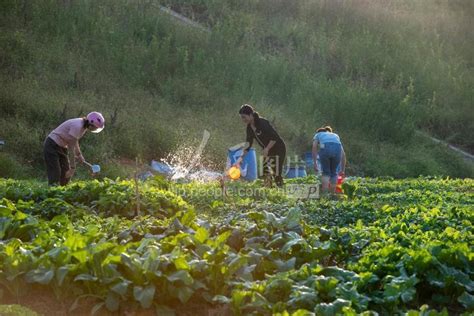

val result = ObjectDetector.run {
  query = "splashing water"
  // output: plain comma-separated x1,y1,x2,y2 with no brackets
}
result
159,147,222,182
157,131,223,182
162,145,198,181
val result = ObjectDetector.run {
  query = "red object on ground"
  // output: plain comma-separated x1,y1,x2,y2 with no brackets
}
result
336,175,345,193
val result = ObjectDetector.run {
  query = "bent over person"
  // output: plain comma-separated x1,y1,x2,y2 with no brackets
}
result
44,112,105,186
236,104,286,187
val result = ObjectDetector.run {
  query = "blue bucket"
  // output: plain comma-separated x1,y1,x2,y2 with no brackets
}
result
285,165,307,178
304,152,314,170
227,146,257,181
151,160,174,176
304,152,322,174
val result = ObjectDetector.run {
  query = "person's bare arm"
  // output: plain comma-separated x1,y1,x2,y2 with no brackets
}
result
263,140,276,157
340,146,346,174
235,127,254,166
74,141,85,164
262,120,279,157
62,140,77,179
312,141,319,172
67,140,84,170
236,151,247,166
67,141,77,170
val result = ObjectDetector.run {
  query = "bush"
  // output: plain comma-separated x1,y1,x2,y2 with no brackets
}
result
0,305,39,316
0,153,28,179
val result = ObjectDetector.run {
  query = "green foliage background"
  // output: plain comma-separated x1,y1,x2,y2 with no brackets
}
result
0,0,473,178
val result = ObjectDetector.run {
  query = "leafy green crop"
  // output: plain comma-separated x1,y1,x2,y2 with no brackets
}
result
0,177,472,314
0,305,39,316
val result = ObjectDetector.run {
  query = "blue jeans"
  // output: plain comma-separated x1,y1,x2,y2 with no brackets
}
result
319,143,341,181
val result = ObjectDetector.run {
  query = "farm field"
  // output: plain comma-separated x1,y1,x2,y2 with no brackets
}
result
1,1,474,315
0,177,472,315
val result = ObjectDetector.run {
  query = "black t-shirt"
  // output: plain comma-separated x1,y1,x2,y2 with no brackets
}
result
245,118,285,152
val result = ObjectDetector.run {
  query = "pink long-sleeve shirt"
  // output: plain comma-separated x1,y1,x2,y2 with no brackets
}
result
48,118,86,165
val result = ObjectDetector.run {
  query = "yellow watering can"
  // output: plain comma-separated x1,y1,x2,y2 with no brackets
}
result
228,166,241,180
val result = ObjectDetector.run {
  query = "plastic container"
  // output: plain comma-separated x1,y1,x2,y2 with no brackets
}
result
91,164,101,174
335,174,344,193
228,166,241,180
285,165,307,178
304,152,324,175
304,152,314,170
151,160,174,176
227,146,257,181
138,171,154,181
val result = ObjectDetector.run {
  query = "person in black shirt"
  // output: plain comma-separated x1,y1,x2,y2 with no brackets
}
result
235,104,286,187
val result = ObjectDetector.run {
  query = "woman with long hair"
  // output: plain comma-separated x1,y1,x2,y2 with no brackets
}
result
236,104,286,187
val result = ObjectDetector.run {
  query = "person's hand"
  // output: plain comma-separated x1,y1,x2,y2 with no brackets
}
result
75,154,85,164
233,157,243,167
262,147,269,157
313,165,319,173
65,168,75,178
339,170,345,177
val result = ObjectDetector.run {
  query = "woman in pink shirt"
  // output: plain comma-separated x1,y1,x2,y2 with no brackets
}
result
44,112,105,185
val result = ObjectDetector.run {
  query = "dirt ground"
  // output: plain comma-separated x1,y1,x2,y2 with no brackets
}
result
0,290,232,316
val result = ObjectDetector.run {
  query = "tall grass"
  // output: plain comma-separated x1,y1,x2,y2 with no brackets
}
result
0,0,473,178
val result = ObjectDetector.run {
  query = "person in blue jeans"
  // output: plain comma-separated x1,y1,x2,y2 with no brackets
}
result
312,126,346,194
